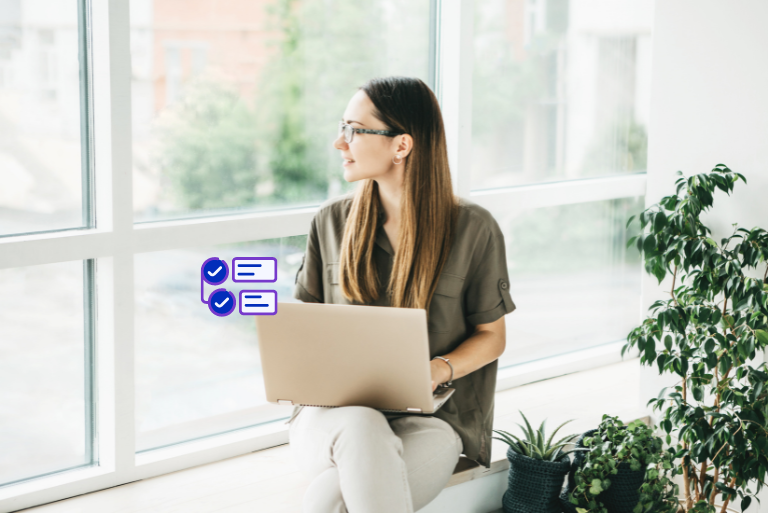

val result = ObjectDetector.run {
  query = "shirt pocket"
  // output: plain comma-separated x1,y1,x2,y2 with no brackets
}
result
326,262,340,285
428,273,465,334
325,262,349,304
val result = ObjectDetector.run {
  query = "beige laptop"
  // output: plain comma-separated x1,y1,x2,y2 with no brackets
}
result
255,302,455,414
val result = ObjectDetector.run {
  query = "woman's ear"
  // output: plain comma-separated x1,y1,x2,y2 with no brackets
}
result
397,134,414,157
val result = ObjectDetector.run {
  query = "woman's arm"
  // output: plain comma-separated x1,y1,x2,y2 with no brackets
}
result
430,316,506,391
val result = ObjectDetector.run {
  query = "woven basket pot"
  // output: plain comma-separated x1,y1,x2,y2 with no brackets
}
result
502,446,570,513
560,428,646,513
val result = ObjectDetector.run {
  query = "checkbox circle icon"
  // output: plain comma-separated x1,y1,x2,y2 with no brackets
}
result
202,257,229,286
208,288,236,317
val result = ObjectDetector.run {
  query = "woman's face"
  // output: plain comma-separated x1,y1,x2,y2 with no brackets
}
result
333,90,408,183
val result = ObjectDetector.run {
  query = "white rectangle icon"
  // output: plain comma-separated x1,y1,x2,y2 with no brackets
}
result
239,290,278,315
232,257,277,282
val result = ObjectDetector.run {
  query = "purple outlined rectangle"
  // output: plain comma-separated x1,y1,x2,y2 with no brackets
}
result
239,290,278,315
232,257,277,282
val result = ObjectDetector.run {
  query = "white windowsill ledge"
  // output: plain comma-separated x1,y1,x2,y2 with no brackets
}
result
18,358,644,513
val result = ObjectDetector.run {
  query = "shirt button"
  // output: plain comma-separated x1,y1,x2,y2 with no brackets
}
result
500,281,508,290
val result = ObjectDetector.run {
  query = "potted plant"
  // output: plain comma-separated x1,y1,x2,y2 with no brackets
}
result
493,410,583,513
623,164,768,512
561,415,679,513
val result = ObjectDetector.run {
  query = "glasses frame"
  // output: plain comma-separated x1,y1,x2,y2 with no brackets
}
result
338,120,403,144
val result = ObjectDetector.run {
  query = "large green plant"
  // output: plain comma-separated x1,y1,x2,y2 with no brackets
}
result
623,165,768,512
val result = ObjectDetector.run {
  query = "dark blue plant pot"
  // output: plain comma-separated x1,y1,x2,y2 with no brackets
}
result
560,428,647,513
502,446,570,513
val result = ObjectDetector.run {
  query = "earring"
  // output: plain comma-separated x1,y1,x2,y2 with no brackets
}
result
393,154,403,165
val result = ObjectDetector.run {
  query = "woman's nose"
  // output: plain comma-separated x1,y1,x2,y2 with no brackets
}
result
333,133,348,150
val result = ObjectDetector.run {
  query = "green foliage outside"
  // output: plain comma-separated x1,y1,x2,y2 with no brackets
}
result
154,80,259,211
254,0,328,205
255,0,430,205
155,0,430,213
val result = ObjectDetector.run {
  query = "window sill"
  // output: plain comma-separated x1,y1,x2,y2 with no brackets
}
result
20,358,644,513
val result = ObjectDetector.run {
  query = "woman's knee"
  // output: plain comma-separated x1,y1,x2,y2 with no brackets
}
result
326,407,405,458
291,406,402,468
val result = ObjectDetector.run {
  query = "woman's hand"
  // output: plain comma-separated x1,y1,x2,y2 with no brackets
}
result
430,358,453,392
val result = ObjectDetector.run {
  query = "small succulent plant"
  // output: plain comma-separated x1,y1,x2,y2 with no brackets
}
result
493,410,585,462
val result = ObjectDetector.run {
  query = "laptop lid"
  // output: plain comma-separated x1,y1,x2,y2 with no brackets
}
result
255,302,442,413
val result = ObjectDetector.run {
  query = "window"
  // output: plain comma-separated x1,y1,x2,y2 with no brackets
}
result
130,0,433,222
0,0,92,237
0,261,95,487
472,0,653,188
0,0,647,509
135,236,305,452
486,197,644,367
470,0,652,373
129,0,434,450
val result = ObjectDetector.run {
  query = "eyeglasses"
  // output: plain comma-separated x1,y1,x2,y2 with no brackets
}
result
338,120,403,144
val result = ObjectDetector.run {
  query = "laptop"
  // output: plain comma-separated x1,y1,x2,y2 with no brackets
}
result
255,302,455,414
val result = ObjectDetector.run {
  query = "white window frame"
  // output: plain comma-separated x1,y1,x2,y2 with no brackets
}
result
0,0,644,509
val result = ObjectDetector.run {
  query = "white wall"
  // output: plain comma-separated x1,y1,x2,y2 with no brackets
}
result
641,1,768,510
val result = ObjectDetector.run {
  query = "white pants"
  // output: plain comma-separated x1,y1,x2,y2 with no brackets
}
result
288,406,463,513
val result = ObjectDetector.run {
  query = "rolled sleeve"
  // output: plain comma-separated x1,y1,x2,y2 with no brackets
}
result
464,232,516,326
293,216,324,303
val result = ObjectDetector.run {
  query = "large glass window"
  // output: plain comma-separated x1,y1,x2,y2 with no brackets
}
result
0,260,94,486
487,196,644,367
0,0,91,237
130,0,433,223
0,0,653,505
472,0,653,189
135,236,305,452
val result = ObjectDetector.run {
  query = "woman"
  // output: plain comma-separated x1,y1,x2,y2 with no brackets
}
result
289,76,516,513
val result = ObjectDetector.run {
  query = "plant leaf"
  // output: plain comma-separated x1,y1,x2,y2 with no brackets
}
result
519,411,536,444
536,419,546,454
546,418,576,449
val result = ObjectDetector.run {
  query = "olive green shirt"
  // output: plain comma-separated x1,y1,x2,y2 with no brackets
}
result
288,192,516,468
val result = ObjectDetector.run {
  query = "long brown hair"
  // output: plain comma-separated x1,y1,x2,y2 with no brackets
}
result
338,77,458,314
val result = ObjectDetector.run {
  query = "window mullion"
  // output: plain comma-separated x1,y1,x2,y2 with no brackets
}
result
109,0,136,480
132,209,316,254
93,0,136,481
437,0,473,199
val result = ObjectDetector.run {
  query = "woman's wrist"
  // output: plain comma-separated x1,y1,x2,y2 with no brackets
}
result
432,357,454,385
